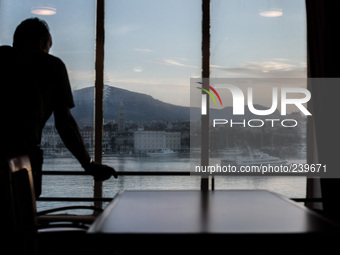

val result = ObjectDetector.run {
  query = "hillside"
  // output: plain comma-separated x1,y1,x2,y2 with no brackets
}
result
71,86,190,123
70,85,281,124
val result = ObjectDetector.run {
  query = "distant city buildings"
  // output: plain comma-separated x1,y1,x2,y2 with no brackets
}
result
41,101,187,155
41,123,185,155
134,130,181,154
41,103,305,157
118,102,125,133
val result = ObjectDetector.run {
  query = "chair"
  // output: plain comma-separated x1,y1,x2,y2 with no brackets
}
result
0,154,102,254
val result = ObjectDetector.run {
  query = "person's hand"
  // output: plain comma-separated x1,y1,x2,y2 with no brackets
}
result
84,161,118,181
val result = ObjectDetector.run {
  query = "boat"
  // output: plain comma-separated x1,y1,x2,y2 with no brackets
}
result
216,148,245,159
221,149,287,167
147,148,177,157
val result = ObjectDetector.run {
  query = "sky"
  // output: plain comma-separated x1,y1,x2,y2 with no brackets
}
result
0,0,306,108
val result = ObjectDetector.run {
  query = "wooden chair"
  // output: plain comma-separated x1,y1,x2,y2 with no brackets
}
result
0,154,102,254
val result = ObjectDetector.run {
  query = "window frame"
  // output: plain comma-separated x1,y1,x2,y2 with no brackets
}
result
38,0,311,208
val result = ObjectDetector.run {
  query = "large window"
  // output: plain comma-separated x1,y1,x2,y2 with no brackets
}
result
209,0,307,198
0,0,97,210
0,0,307,210
102,0,201,195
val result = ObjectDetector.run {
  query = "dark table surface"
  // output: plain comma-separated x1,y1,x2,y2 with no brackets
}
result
88,189,339,234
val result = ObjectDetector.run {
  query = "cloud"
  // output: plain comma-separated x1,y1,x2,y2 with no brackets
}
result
109,24,139,36
156,59,199,69
211,60,306,78
133,67,143,72
134,48,154,53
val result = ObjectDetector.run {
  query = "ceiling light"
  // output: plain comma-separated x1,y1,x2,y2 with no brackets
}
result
259,8,283,17
31,6,56,16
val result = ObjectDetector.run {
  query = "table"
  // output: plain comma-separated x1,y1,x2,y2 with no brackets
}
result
88,190,340,253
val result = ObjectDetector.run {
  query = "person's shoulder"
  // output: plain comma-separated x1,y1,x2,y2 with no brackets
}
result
0,45,13,51
0,45,25,65
0,46,11,58
36,52,67,71
41,52,64,65
0,45,15,57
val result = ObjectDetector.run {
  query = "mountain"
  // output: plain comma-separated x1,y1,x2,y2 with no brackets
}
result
70,85,282,124
71,86,190,123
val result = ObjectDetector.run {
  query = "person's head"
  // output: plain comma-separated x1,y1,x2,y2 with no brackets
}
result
13,18,52,53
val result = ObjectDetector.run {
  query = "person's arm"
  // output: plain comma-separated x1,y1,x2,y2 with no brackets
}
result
54,106,117,180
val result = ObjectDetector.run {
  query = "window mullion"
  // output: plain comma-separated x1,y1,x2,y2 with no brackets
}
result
94,0,105,208
201,0,210,191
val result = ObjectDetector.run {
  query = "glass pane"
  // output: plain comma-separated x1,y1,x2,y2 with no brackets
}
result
103,0,201,194
0,0,96,206
210,0,307,198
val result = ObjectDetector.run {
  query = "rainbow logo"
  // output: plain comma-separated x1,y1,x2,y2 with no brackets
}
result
196,82,222,106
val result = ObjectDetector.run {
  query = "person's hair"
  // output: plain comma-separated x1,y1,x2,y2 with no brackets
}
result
13,18,51,51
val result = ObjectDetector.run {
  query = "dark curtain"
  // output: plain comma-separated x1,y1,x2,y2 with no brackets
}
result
306,0,340,218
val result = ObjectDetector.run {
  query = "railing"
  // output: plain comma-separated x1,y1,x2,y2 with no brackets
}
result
38,170,321,204
38,170,191,203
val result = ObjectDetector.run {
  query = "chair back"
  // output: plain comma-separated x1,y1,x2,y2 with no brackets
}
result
1,155,37,235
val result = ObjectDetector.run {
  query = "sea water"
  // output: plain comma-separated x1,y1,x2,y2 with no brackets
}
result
38,156,306,212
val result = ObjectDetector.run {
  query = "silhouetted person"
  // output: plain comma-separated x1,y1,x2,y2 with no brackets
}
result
0,18,117,197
